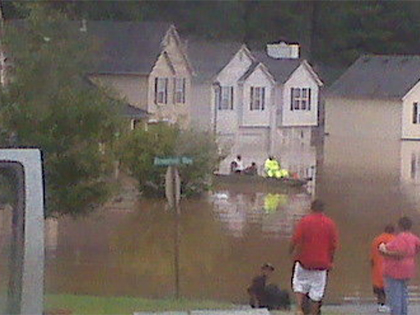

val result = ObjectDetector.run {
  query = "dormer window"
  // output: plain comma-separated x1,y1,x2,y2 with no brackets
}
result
250,87,266,111
174,78,186,104
155,78,168,104
215,86,234,110
291,88,311,111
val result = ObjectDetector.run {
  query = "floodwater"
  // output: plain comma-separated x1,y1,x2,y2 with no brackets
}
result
42,133,420,304
2,134,420,306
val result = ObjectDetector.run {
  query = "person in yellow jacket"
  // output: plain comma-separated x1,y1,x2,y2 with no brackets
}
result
264,156,289,179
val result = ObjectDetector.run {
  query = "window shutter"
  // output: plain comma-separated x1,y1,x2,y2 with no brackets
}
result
215,86,221,110
154,78,158,104
164,78,168,104
308,88,311,111
250,87,254,110
262,87,265,110
290,88,294,111
173,78,177,104
411,153,417,179
182,78,186,103
414,103,418,124
230,87,234,110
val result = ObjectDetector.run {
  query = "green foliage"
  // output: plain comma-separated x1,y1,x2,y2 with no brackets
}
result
118,124,219,197
0,4,124,216
6,1,420,84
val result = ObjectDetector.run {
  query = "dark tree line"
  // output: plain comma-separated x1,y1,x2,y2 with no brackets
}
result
4,0,420,82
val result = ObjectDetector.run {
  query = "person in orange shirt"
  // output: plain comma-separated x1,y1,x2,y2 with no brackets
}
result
371,224,396,313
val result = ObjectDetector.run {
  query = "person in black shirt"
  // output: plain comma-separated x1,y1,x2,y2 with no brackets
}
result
247,263,290,310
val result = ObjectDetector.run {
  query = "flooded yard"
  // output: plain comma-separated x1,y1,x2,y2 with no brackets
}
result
43,161,420,304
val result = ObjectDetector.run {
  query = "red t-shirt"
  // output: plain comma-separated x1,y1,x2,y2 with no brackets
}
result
383,232,420,280
292,212,339,270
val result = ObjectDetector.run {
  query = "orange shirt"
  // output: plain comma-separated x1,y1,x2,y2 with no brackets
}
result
371,232,395,288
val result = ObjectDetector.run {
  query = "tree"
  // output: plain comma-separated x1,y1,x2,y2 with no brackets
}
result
118,124,219,197
0,4,124,217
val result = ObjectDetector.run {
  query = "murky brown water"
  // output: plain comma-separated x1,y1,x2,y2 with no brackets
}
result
43,141,420,305
2,135,420,306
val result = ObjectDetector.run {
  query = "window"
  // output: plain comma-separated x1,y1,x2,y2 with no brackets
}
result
215,86,234,110
250,87,266,111
413,102,420,124
411,153,420,181
174,78,186,104
154,78,168,104
290,88,311,111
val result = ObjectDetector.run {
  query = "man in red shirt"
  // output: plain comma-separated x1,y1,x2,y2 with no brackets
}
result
289,200,339,315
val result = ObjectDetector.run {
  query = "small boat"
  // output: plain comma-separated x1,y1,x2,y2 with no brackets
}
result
213,173,308,188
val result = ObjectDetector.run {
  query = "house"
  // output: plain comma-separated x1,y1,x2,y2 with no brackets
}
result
185,39,243,131
324,55,420,191
206,42,322,153
200,41,322,181
86,21,194,127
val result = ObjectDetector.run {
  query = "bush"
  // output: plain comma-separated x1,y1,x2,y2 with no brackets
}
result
118,124,219,197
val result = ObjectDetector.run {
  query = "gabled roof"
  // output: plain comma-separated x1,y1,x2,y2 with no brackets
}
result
252,51,302,83
122,104,148,119
185,39,242,82
86,21,172,74
84,77,148,119
7,20,172,75
328,55,420,99
238,62,275,84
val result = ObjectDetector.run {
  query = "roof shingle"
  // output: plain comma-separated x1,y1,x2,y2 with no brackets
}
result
328,55,420,99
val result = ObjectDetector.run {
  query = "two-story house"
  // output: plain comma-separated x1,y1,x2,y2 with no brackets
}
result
207,42,322,181
325,55,420,201
86,21,194,128
209,42,322,150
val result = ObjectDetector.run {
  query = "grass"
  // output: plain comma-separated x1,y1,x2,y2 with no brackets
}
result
45,294,236,315
45,294,347,315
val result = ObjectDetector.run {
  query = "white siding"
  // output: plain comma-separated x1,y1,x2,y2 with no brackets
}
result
148,32,192,127
241,66,273,127
324,97,402,177
402,81,420,139
190,82,212,131
400,140,420,184
282,64,319,127
216,49,253,85
325,97,401,140
214,48,253,135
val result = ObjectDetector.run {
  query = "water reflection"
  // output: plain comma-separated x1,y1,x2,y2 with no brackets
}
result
44,132,420,305
211,192,309,239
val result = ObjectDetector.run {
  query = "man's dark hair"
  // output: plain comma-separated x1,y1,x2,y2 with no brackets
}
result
384,224,395,234
398,216,413,231
311,199,324,212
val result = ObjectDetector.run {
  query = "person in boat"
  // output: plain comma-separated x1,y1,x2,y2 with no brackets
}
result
264,156,289,178
230,155,244,174
247,263,291,310
244,162,258,176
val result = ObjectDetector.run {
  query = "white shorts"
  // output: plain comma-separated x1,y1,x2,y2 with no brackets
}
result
292,261,327,302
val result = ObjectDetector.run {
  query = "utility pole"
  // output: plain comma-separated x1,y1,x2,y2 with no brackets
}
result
0,0,7,87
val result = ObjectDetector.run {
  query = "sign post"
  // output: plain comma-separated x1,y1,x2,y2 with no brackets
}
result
154,156,193,299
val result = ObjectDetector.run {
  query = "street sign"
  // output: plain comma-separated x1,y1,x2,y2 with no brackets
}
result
154,156,193,166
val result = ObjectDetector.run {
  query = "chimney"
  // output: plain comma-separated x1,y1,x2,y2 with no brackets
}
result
80,19,87,32
266,41,299,59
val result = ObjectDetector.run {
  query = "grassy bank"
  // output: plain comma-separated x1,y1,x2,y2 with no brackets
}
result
45,294,348,315
45,294,236,315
